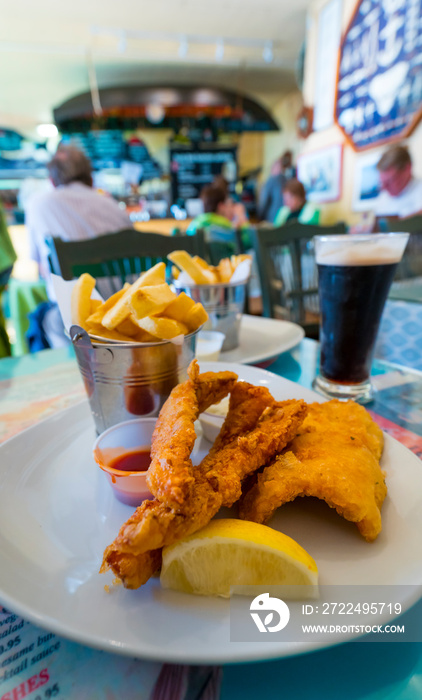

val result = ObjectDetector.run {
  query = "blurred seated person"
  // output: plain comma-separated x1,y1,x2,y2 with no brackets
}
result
375,145,422,219
274,179,320,226
258,150,295,223
212,175,249,227
186,184,252,249
24,144,132,348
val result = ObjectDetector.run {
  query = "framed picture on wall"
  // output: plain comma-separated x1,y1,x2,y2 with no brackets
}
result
297,144,343,203
352,150,382,212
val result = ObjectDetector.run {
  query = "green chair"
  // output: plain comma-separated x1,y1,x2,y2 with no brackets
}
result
384,215,422,280
251,221,346,337
47,228,207,293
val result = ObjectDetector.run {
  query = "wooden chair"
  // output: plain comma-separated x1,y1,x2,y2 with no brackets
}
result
384,215,422,280
47,228,207,294
251,221,347,337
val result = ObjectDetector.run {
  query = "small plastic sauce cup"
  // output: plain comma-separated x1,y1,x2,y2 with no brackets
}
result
93,418,157,506
195,331,226,361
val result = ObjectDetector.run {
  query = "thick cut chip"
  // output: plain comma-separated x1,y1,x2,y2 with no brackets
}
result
168,251,217,284
85,322,140,343
184,302,209,332
192,255,211,270
217,258,233,283
90,298,102,315
71,273,96,327
162,292,196,323
116,315,143,337
135,262,167,287
86,285,130,325
128,284,177,320
102,263,166,329
135,316,189,339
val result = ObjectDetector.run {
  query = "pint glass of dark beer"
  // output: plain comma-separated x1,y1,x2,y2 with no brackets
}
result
313,233,409,403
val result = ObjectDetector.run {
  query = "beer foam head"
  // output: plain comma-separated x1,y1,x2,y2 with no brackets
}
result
315,234,409,266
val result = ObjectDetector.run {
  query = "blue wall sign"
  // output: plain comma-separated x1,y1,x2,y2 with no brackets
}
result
335,0,422,150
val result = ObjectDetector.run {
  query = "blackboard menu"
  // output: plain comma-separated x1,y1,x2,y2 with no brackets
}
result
170,146,237,202
61,131,161,178
61,131,125,169
335,0,422,150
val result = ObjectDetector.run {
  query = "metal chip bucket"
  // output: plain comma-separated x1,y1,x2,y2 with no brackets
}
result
174,280,247,351
70,325,197,434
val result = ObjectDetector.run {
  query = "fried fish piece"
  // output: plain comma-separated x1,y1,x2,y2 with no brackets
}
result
101,386,307,588
207,382,276,452
202,399,308,508
239,400,386,542
146,360,238,509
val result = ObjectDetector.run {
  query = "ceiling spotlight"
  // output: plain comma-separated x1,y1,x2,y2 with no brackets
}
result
178,37,188,58
263,41,273,63
36,124,58,138
215,39,224,61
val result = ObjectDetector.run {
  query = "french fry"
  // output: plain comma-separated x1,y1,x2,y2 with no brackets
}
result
192,255,211,270
231,254,250,267
162,292,195,323
184,302,209,332
86,322,140,343
137,262,167,286
72,260,210,343
116,315,143,337
102,262,166,329
168,251,217,284
132,329,161,343
86,285,129,325
90,298,102,315
128,284,177,320
217,258,233,283
135,316,189,340
71,273,96,328
171,265,180,280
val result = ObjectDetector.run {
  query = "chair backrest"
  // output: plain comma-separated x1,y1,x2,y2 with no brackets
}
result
384,215,422,280
251,221,347,325
47,228,207,293
201,226,241,265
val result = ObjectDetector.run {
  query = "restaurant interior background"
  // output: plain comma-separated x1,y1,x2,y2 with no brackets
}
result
1,0,422,277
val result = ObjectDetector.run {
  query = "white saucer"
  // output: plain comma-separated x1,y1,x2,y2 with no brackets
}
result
220,315,304,365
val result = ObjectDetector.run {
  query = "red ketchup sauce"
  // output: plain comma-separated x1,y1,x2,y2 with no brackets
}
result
109,449,151,473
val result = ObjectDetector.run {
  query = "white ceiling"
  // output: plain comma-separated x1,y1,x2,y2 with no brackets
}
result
0,0,309,137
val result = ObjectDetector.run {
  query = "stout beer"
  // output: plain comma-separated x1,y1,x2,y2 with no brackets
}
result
314,234,409,402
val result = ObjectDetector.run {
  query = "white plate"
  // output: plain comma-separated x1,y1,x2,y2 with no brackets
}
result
220,315,304,365
0,362,421,665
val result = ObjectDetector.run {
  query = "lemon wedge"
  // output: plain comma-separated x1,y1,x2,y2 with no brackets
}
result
160,519,318,598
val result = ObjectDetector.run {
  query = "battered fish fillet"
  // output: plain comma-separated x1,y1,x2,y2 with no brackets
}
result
146,359,237,509
239,400,386,542
101,385,307,588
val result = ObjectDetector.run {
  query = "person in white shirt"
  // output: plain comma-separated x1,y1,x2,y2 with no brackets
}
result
26,144,132,301
375,145,422,219
25,144,133,347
